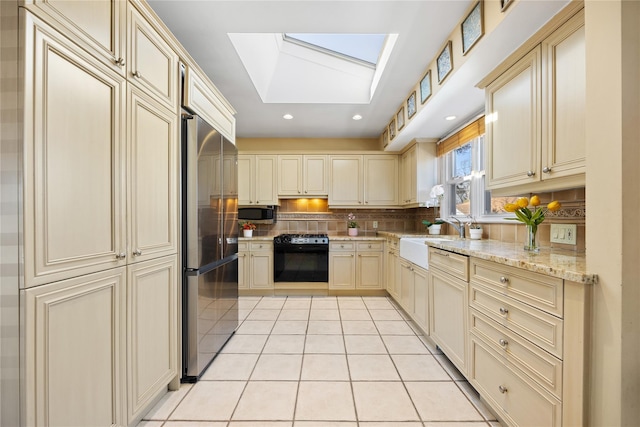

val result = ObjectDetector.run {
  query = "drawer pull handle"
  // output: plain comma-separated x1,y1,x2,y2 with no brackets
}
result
436,251,449,257
499,307,509,315
499,339,509,348
133,249,142,256
499,276,509,284
498,385,508,394
526,170,535,177
116,252,126,260
341,244,345,248
132,71,142,79
368,244,372,248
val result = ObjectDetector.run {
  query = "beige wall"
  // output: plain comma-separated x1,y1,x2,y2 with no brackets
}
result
237,137,382,152
585,1,640,425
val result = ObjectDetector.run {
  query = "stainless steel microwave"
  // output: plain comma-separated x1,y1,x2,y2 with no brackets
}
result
238,207,277,223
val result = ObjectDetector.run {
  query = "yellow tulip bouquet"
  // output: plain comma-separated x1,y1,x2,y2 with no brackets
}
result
504,195,561,251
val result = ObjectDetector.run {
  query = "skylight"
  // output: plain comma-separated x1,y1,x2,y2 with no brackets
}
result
284,33,387,66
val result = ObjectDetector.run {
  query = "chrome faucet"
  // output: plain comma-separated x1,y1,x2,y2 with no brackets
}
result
437,217,465,238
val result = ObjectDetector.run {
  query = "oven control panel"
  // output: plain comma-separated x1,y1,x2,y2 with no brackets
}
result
274,234,329,245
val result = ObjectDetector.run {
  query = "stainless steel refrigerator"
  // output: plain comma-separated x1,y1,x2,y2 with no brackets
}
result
182,112,238,382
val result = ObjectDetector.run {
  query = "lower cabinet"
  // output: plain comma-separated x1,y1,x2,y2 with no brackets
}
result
23,255,179,427
239,240,273,290
386,243,400,300
397,259,428,333
329,240,384,290
23,268,127,427
126,256,178,423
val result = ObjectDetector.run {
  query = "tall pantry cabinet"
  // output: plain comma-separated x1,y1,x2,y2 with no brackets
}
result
18,1,184,425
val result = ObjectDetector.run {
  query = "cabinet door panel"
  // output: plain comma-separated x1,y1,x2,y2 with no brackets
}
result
304,155,328,195
237,155,254,205
24,268,126,426
364,155,398,206
329,156,362,205
486,47,541,189
255,156,278,205
356,252,384,289
128,87,179,262
413,266,429,332
25,0,126,74
542,12,586,179
278,155,302,196
128,5,178,111
24,15,126,287
329,253,356,289
250,252,273,289
127,256,178,422
399,261,414,314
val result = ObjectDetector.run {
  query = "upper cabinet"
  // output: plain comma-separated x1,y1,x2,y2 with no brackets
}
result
183,66,236,143
484,10,585,194
23,0,127,75
400,141,437,207
329,155,398,207
238,155,278,206
127,4,179,112
278,155,328,197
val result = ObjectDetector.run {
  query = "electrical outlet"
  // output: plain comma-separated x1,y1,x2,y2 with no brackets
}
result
550,224,577,245
373,221,378,229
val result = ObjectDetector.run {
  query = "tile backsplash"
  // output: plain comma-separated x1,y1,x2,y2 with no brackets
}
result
248,187,586,252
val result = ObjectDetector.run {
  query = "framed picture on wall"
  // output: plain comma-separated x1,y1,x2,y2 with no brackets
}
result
389,119,396,140
407,91,417,119
437,41,453,84
397,107,405,131
461,2,484,55
382,129,389,147
420,70,432,104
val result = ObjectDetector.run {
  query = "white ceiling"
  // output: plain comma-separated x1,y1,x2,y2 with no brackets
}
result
148,0,570,150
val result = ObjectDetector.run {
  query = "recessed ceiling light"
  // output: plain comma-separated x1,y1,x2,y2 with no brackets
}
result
445,115,457,121
352,114,363,120
283,114,293,120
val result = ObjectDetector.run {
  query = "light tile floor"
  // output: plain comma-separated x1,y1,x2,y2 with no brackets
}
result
139,296,502,427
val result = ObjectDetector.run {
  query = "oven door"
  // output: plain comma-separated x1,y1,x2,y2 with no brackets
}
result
274,244,329,282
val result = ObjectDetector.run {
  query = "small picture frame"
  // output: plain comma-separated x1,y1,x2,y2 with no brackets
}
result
420,70,432,104
500,0,513,12
389,119,396,140
382,129,389,147
461,2,484,55
437,41,453,84
397,107,405,131
407,91,417,119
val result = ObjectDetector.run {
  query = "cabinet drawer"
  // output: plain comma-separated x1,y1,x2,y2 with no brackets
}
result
249,241,272,252
470,283,563,358
471,258,563,317
386,237,399,249
357,241,383,252
238,242,249,251
470,308,562,399
470,338,562,427
330,242,356,252
428,248,469,281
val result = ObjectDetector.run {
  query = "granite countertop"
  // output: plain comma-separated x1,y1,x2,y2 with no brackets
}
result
238,234,385,242
378,231,598,285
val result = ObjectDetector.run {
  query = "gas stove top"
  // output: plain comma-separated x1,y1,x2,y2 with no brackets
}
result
274,233,329,245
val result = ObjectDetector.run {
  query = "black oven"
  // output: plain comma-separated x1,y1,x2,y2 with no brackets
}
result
274,234,329,282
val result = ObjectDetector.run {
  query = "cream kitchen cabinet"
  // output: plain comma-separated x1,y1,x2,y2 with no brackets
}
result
329,155,398,207
278,155,328,197
127,3,179,112
428,247,469,375
127,86,179,265
23,13,128,287
126,255,178,424
239,241,274,290
238,242,249,289
238,155,278,206
484,10,585,194
468,257,590,427
399,141,437,207
23,0,127,76
398,258,429,334
329,241,384,290
23,268,127,427
385,236,401,300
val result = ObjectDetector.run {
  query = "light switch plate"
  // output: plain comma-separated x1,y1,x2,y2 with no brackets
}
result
550,224,577,245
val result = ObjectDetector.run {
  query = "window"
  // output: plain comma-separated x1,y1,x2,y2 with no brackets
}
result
440,135,514,221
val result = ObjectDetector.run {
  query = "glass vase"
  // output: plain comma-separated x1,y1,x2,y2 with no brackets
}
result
524,224,539,253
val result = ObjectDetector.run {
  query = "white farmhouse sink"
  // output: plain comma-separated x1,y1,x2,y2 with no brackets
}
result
399,237,450,270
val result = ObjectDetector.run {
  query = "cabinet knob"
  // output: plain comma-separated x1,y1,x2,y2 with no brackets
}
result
133,249,142,256
499,307,509,315
499,276,509,284
498,385,508,394
526,170,535,177
341,244,345,248
499,338,509,348
132,71,142,79
116,252,126,260
359,201,362,204
304,191,308,194
351,254,354,257
115,57,125,66
542,166,552,174
256,201,260,204
259,245,263,248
